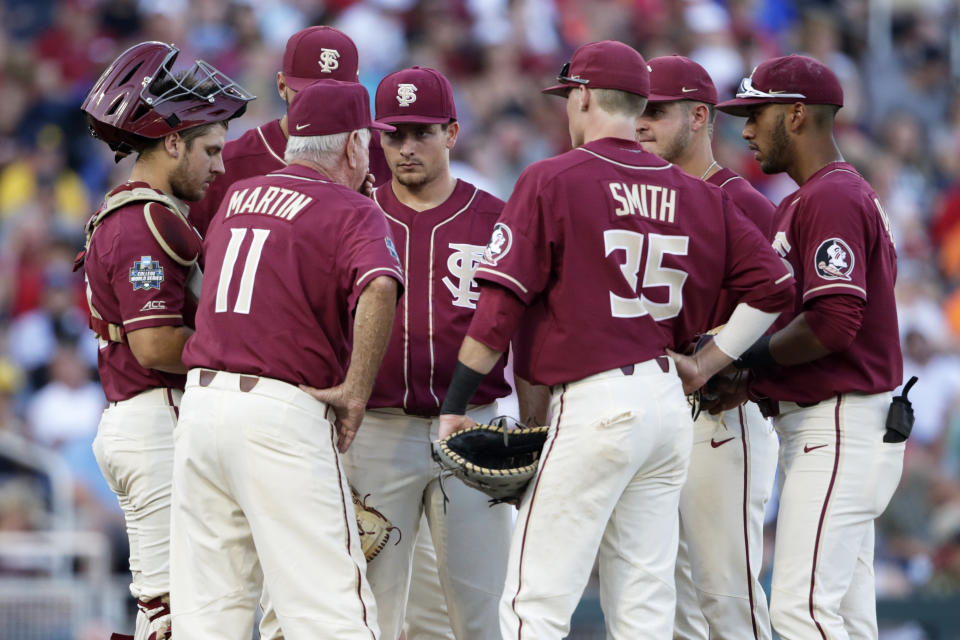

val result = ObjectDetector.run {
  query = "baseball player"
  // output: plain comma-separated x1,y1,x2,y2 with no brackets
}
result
188,25,391,238
710,55,905,639
437,40,795,639
340,65,515,640
78,42,252,640
168,80,402,639
636,55,778,639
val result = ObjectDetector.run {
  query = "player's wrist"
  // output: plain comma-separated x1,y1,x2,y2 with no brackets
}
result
440,361,486,415
733,334,777,370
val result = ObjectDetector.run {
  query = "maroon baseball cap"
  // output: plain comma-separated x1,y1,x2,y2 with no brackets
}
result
374,66,457,125
646,55,718,104
282,26,359,90
716,55,844,117
288,80,394,136
542,40,650,98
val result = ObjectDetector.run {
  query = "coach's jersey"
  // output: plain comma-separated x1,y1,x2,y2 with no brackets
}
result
183,164,404,389
703,168,778,334
367,179,511,415
475,137,794,386
189,119,392,237
84,182,193,401
753,162,901,403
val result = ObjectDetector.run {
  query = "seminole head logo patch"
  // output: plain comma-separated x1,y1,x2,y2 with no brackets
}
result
482,223,512,266
815,238,854,281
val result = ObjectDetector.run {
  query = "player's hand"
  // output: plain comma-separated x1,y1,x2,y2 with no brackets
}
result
702,371,750,415
666,348,710,395
438,413,476,441
299,383,367,453
360,172,376,197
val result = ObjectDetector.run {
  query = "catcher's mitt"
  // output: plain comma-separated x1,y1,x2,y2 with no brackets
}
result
351,486,400,562
431,420,549,504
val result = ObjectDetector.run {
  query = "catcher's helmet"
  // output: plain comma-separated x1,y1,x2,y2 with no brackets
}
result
82,41,254,158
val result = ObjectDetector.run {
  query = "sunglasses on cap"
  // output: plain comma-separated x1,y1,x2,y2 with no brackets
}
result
557,61,589,86
735,77,806,100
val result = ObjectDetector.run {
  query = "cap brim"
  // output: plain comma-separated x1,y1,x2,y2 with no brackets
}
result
646,92,684,103
374,114,453,126
284,75,321,92
716,96,796,116
369,121,396,132
541,82,575,97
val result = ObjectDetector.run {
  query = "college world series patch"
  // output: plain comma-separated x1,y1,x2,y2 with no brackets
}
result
130,256,165,291
814,238,854,281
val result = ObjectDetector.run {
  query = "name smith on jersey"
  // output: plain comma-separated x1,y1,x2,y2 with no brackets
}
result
607,182,678,223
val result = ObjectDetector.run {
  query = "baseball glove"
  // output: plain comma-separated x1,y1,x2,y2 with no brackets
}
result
431,420,549,504
351,486,400,562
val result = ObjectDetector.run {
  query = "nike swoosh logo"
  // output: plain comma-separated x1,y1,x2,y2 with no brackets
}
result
681,87,698,93
711,437,735,448
295,124,310,131
804,444,828,453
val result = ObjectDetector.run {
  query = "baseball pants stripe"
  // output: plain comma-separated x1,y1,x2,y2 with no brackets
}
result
674,401,777,640
170,370,379,640
500,359,692,640
93,387,180,640
769,392,904,640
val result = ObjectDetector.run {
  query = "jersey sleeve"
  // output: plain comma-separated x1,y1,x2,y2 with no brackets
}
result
721,193,795,313
795,190,871,303
111,203,190,333
339,200,405,312
473,166,554,304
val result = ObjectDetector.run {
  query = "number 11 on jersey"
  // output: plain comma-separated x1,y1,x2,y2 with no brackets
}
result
215,227,271,314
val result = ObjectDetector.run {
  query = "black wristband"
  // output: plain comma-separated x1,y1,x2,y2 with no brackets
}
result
734,334,777,370
440,361,487,415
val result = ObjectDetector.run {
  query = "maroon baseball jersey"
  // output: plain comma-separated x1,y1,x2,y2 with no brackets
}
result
84,183,192,401
367,179,511,415
190,119,392,237
704,167,778,332
183,164,404,389
474,137,794,386
752,162,902,403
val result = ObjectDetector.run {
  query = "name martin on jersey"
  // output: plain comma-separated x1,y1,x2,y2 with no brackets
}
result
225,186,314,221
607,182,678,223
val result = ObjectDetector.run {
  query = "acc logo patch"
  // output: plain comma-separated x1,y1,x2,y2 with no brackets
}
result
130,256,164,291
814,238,854,281
397,83,418,107
482,223,512,266
318,48,341,73
385,237,401,265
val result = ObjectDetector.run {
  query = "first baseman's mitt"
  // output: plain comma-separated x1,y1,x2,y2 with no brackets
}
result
351,486,400,562
431,420,549,504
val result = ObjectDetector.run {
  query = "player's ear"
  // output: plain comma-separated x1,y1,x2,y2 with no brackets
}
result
276,72,287,101
444,121,459,149
164,132,182,159
691,103,709,131
578,85,590,112
788,102,806,132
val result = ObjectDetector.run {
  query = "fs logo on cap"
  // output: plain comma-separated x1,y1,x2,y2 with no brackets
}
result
397,83,418,107
319,48,341,73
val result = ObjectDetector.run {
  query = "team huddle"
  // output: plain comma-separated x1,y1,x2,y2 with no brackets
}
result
78,24,906,640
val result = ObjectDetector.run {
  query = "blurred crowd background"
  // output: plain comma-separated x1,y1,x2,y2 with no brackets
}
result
0,0,958,637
